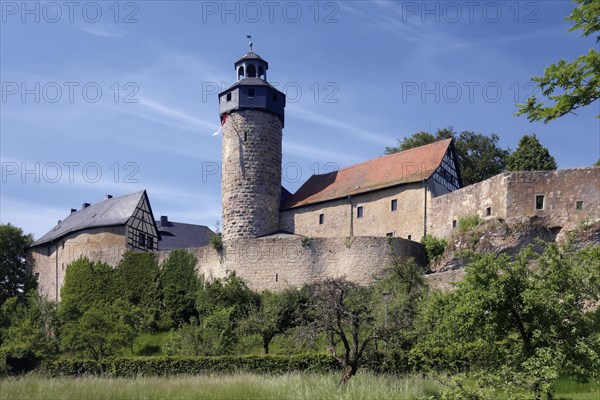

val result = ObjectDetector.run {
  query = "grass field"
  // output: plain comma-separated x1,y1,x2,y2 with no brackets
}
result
1,373,599,400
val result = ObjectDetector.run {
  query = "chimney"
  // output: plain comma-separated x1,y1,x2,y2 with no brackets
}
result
160,215,168,227
57,220,61,225
70,208,77,213
82,203,91,209
105,194,113,200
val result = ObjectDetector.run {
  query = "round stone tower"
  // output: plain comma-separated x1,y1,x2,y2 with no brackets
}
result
218,49,286,240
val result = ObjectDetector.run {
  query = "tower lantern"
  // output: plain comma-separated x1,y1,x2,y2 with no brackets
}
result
218,48,286,240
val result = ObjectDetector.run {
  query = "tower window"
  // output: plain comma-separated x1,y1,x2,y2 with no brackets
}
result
452,219,457,228
248,88,255,98
247,64,256,78
319,213,324,225
576,201,583,210
535,195,545,210
259,66,265,79
226,93,231,102
407,235,412,240
357,206,364,218
391,199,398,211
386,232,394,237
275,273,278,282
486,207,491,216
237,66,245,80
244,132,248,142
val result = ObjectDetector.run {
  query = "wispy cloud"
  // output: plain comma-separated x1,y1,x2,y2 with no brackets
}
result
288,106,392,146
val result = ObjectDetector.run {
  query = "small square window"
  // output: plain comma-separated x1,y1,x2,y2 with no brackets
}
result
576,201,583,210
535,195,545,210
248,88,255,98
486,207,491,216
319,213,324,225
357,206,364,218
386,232,394,237
452,220,457,228
407,235,412,240
226,93,232,101
391,199,398,211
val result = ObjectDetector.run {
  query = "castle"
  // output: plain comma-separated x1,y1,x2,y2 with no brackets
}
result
29,49,600,301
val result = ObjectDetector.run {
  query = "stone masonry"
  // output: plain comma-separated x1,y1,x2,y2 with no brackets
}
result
221,110,282,240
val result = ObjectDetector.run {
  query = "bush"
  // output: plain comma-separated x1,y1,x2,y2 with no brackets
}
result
421,235,447,263
210,233,223,251
457,215,480,233
41,354,341,377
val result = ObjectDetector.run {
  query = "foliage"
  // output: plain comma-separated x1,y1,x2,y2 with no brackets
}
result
457,215,481,233
594,158,600,166
384,127,510,186
59,258,117,322
158,249,199,329
300,237,311,247
209,232,223,251
421,235,447,263
414,243,600,398
42,354,341,377
310,278,379,384
60,301,142,360
516,0,599,122
0,223,34,305
240,289,307,354
506,133,558,171
0,291,59,373
196,271,259,321
116,252,159,307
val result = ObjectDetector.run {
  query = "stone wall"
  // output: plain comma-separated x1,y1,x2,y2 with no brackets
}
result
156,236,425,291
280,182,435,241
221,110,282,239
428,168,600,238
28,226,127,301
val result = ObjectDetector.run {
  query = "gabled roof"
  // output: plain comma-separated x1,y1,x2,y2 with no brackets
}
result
156,219,214,250
32,191,147,246
282,139,453,210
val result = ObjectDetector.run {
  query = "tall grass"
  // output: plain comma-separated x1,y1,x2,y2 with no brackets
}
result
0,373,441,400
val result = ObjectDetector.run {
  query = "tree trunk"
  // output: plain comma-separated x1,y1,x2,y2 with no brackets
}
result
339,363,357,386
262,337,270,355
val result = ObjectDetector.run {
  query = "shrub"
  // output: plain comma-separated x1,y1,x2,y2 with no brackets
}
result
41,354,341,377
421,235,447,263
457,215,480,233
209,233,223,251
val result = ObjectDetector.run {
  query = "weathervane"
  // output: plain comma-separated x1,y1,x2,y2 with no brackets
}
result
246,34,253,52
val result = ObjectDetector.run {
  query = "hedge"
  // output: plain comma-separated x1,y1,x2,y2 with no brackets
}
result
41,354,341,377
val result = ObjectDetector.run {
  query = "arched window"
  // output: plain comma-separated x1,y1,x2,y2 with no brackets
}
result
258,66,265,79
247,64,256,78
237,66,244,80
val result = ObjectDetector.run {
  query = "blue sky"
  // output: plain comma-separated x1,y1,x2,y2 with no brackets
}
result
1,0,598,239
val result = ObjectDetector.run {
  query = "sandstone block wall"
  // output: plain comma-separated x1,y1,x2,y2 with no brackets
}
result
221,110,282,239
428,168,599,238
28,226,127,301
280,182,434,241
156,236,425,291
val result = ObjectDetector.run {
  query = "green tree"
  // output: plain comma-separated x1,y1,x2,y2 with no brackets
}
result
506,134,558,171
61,302,137,360
0,224,34,305
196,271,259,321
311,278,379,384
59,258,117,321
516,0,599,122
240,289,306,354
0,292,59,373
116,252,159,306
385,128,510,185
158,249,199,329
594,158,600,166
416,244,600,398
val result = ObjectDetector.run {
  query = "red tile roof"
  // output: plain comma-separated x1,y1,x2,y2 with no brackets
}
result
282,138,452,210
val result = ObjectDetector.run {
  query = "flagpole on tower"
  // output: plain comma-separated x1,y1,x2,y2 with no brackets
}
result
247,35,252,52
